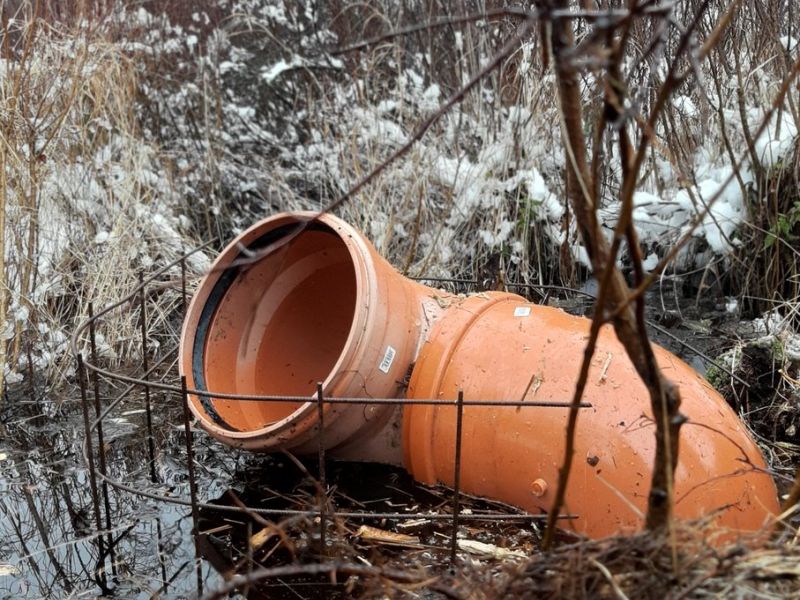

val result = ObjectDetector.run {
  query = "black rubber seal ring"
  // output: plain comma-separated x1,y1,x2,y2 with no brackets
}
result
191,221,332,431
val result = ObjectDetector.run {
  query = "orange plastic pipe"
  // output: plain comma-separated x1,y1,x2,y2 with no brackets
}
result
180,211,779,539
402,294,778,538
179,211,441,460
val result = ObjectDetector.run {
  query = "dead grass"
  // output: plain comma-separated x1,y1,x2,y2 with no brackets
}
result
0,3,204,397
490,522,800,600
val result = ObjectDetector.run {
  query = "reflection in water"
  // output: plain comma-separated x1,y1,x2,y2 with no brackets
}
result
0,400,228,599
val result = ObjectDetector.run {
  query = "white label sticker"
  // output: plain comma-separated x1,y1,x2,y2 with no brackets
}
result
378,345,396,374
514,306,531,317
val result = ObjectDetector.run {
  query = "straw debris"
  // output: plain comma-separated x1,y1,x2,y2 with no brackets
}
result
491,524,800,599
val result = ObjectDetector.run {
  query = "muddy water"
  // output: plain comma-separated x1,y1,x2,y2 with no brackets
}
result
0,285,744,599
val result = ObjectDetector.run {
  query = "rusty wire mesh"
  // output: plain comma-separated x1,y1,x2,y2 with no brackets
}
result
69,245,598,598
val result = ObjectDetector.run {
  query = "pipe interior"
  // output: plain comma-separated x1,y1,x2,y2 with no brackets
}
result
202,224,357,431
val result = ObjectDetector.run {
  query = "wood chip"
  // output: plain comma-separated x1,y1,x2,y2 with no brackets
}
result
355,525,421,547
249,527,277,551
433,294,452,308
396,519,431,530
457,539,526,560
598,352,613,383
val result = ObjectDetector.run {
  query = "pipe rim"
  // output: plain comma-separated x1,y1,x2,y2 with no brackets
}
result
179,211,374,445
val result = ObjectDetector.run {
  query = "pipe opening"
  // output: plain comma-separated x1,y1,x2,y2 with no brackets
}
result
196,223,357,432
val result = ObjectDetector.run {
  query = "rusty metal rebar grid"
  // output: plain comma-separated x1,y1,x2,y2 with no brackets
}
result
73,245,584,518
449,390,465,566
71,244,594,595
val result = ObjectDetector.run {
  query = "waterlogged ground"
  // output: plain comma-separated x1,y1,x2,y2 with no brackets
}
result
0,285,791,599
0,399,532,599
0,402,224,598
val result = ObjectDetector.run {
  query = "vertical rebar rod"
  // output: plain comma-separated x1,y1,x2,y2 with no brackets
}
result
88,303,116,575
77,353,106,583
449,390,465,566
180,375,203,596
138,271,158,483
316,382,327,555
155,518,169,594
180,255,187,314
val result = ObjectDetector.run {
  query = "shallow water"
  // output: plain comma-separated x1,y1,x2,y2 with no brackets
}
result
0,402,224,598
0,283,744,599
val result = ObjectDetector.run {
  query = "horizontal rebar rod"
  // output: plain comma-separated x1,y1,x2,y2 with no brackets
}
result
84,362,593,408
188,393,592,408
81,438,578,522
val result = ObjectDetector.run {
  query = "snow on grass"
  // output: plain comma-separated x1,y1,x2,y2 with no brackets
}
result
780,35,799,54
754,111,798,168
1,13,210,391
3,0,798,390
